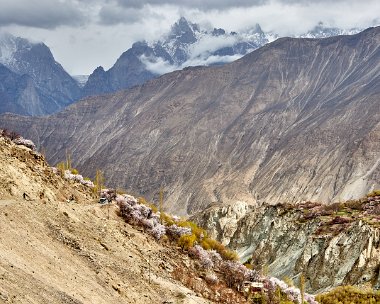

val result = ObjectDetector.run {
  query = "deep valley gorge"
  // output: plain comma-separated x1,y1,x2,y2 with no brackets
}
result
1,27,379,215
0,8,379,303
193,197,380,294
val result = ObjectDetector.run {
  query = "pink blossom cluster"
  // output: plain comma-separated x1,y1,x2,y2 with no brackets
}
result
304,293,318,304
221,260,259,286
117,194,166,240
207,250,223,264
12,137,36,150
266,277,317,304
189,245,215,269
150,224,166,239
172,215,181,222
63,170,94,188
100,188,116,201
166,224,192,239
205,272,219,284
116,194,137,205
188,245,260,287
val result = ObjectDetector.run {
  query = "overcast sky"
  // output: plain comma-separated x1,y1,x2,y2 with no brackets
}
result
0,0,378,75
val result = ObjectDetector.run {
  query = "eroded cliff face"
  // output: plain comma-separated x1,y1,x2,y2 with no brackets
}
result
193,200,380,293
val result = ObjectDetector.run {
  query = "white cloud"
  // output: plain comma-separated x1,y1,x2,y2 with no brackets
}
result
183,0,380,36
139,55,176,74
0,0,378,74
189,35,238,58
115,0,267,10
99,4,143,25
140,42,245,75
0,0,86,28
184,54,243,67
140,53,244,75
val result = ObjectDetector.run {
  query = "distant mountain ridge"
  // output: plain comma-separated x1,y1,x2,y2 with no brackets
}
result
82,18,362,97
1,26,378,215
0,21,364,115
0,33,81,115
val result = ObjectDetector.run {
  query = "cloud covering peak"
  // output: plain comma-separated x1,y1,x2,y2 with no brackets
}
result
0,0,378,74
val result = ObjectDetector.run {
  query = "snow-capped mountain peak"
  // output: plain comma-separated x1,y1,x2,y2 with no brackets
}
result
138,18,363,75
82,18,364,99
0,33,34,68
140,18,277,72
301,22,361,38
167,16,200,43
0,32,81,116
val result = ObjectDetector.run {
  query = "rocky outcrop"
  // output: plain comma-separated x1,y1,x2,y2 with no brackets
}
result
1,27,379,215
193,200,380,293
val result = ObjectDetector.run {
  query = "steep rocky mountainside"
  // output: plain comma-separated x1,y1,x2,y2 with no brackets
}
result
0,64,52,116
0,33,81,115
192,198,380,294
0,136,225,304
81,43,157,97
82,18,361,98
1,27,379,216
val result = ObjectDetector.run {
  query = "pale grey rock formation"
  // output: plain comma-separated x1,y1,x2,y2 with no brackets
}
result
192,201,380,293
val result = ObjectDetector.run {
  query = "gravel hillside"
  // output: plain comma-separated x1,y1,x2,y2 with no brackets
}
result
0,137,217,304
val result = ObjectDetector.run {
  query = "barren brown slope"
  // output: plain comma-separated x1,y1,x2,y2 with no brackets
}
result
1,27,379,215
0,138,215,304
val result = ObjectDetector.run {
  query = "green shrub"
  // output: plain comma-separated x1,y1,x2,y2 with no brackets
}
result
178,220,207,240
178,234,196,250
93,169,104,194
161,212,175,225
324,202,343,214
71,168,79,175
368,190,380,197
316,286,380,304
148,203,158,213
201,237,222,251
201,237,238,261
138,196,149,205
344,199,364,210
283,276,294,287
221,249,239,261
